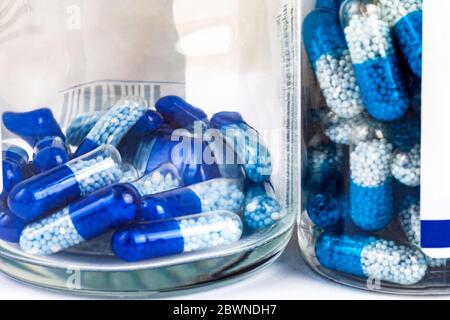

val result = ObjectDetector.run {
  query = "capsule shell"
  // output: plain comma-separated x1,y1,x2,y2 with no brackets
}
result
112,211,243,262
66,112,103,147
155,96,208,130
130,163,182,197
342,0,410,121
315,233,428,285
135,127,221,186
243,183,284,230
0,202,25,243
19,184,139,255
75,97,148,156
1,144,29,196
211,112,272,183
9,145,123,222
2,108,65,147
33,136,70,173
138,178,245,221
315,0,345,11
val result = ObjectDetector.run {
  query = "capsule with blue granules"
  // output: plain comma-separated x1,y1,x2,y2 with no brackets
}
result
112,211,243,262
138,178,245,222
8,145,125,223
211,112,272,183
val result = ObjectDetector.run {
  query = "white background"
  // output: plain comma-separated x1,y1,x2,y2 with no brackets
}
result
0,235,447,300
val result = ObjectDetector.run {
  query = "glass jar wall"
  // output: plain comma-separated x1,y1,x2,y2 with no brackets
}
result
297,0,445,294
0,0,298,296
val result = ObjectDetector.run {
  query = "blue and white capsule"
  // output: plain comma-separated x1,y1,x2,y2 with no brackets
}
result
1,143,29,198
75,97,148,156
379,0,422,77
18,164,180,254
342,0,410,121
20,184,140,255
211,112,272,183
303,8,364,119
243,183,284,230
9,145,124,223
112,211,243,262
315,233,427,285
391,144,420,187
350,139,394,231
2,108,70,173
66,112,103,147
138,178,245,222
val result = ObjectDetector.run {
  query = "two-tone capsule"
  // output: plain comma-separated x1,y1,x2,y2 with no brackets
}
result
379,0,422,77
75,97,148,156
303,8,364,119
341,0,410,121
1,143,29,198
315,233,428,285
112,211,243,262
3,108,70,173
350,139,394,231
9,145,125,223
19,164,183,255
211,112,272,183
138,178,245,222
243,182,284,230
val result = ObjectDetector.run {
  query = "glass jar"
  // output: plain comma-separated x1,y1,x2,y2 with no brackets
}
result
0,0,298,296
298,0,440,294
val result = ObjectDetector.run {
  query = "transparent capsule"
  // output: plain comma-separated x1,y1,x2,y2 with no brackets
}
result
211,112,272,183
130,163,182,197
243,182,284,230
315,233,428,285
155,96,209,130
323,111,384,145
391,144,420,187
18,164,180,255
20,184,139,256
341,0,410,121
132,125,221,186
303,8,364,119
2,108,70,173
75,97,148,156
378,0,422,77
66,112,103,147
350,139,394,231
1,143,29,198
138,178,245,222
8,145,124,223
112,211,243,262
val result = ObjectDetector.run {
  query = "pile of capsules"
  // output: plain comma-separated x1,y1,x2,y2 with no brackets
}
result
0,95,283,262
303,0,429,286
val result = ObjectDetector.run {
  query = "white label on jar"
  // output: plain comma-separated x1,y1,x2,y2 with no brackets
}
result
421,0,450,258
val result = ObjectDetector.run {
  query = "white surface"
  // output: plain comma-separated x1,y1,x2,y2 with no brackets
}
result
0,235,446,300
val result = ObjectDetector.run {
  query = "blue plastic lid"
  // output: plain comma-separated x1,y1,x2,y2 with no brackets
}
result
302,8,347,67
112,220,184,262
3,108,65,146
156,96,208,129
210,112,245,129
